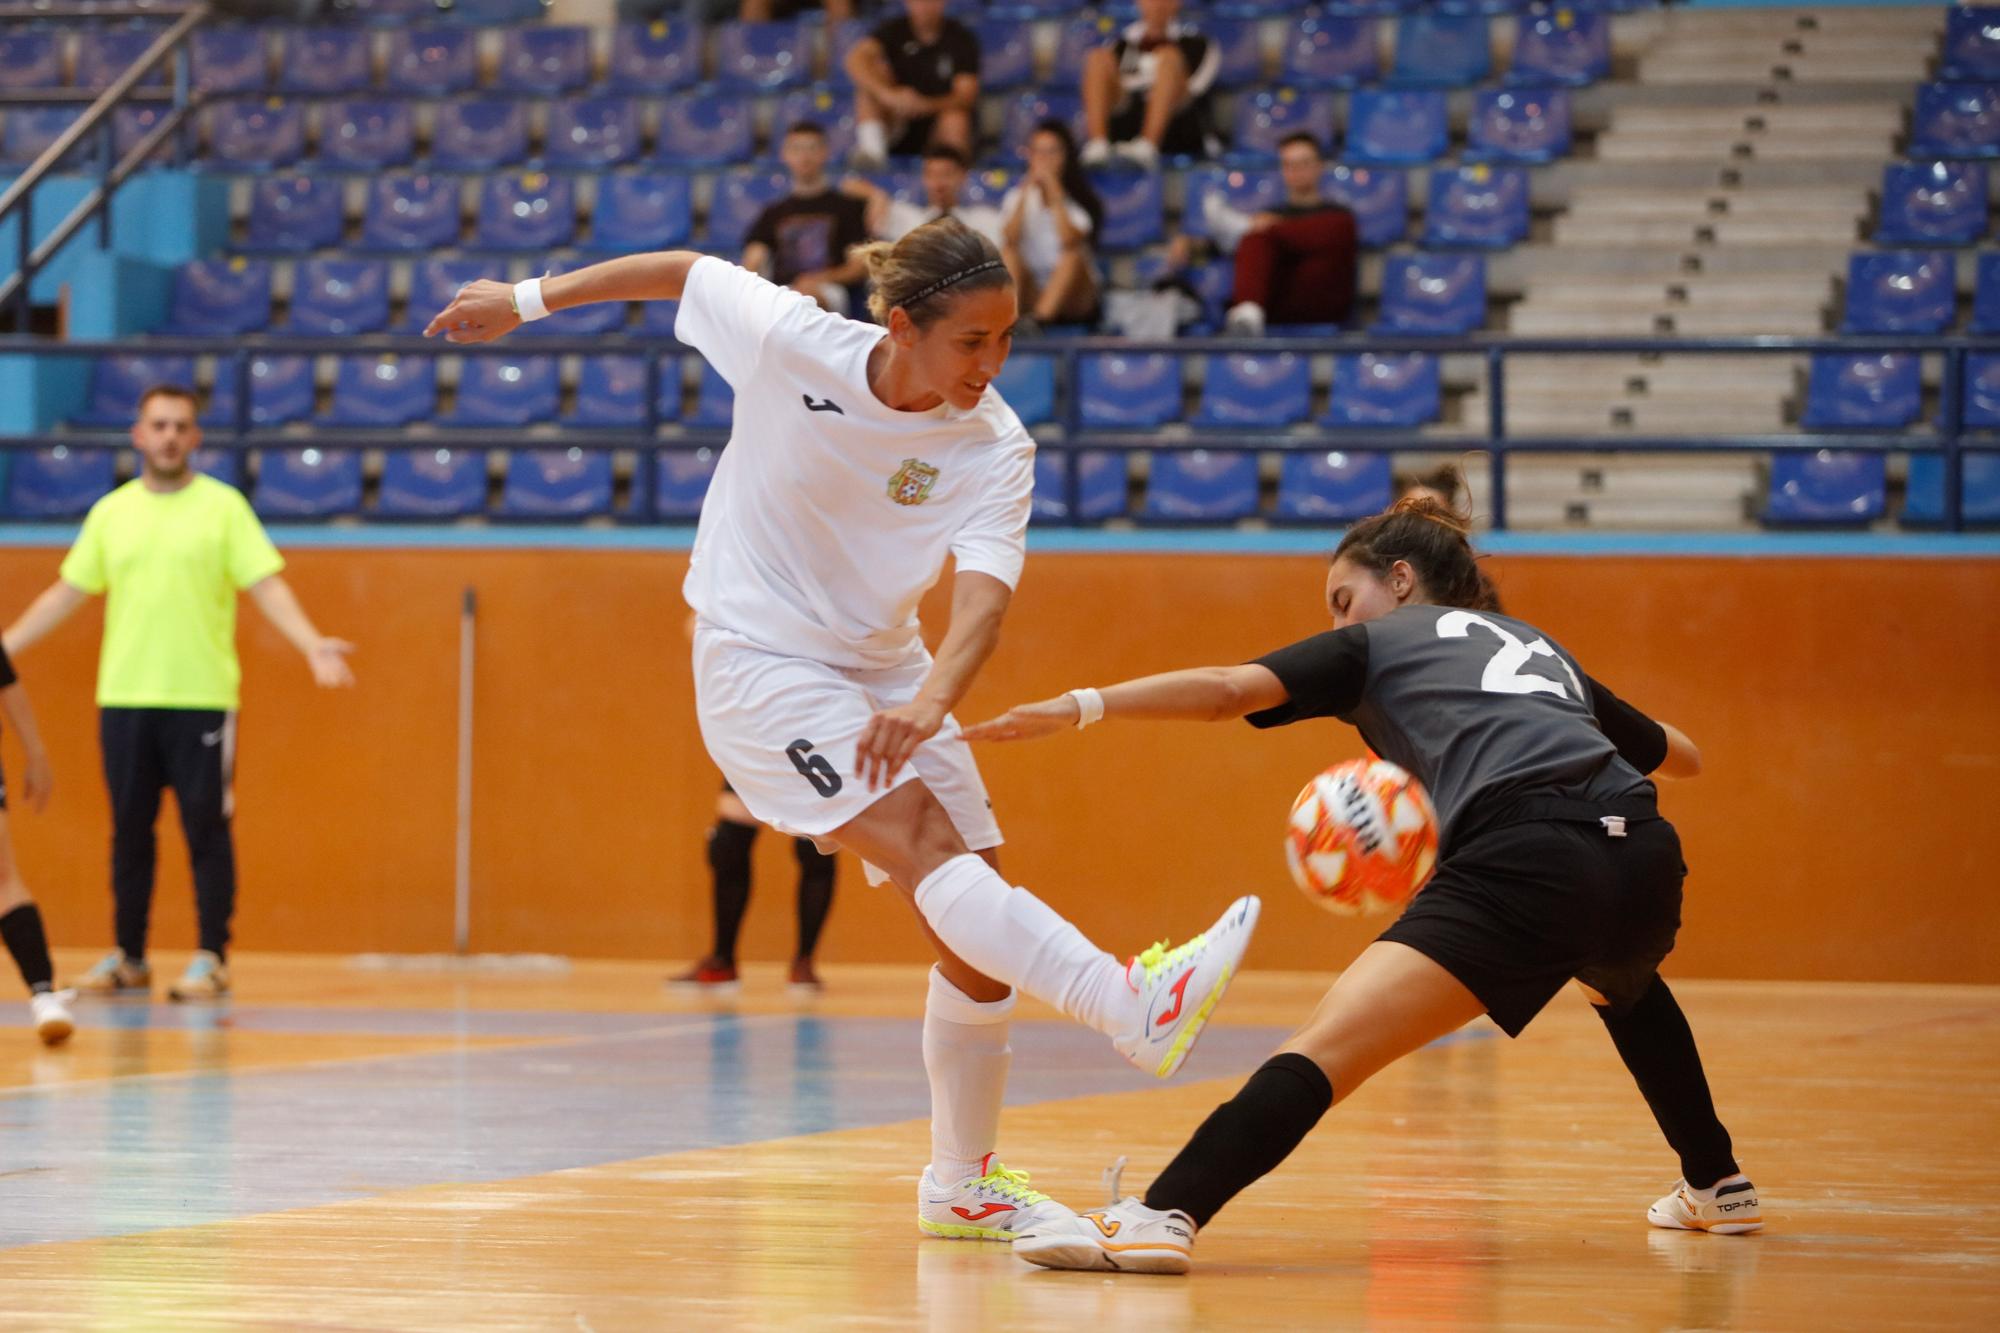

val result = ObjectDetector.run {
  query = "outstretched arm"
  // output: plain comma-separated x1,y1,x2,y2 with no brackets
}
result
246,575,355,689
1656,722,1701,780
424,250,705,344
3,580,89,657
854,571,1012,790
963,664,1290,742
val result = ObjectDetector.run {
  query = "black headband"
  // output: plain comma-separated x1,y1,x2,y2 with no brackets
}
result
900,258,1007,310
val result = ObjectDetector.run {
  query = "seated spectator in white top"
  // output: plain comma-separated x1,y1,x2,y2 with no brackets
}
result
1080,0,1219,172
846,0,982,171
844,145,1004,246
999,120,1105,329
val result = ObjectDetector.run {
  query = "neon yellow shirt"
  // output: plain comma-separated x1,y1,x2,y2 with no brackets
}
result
59,476,285,710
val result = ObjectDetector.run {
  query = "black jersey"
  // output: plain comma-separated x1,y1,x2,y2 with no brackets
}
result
1246,604,1666,845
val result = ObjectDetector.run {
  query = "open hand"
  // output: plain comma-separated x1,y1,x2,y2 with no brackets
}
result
20,747,51,813
309,638,357,688
855,698,947,791
960,696,1081,743
423,279,522,344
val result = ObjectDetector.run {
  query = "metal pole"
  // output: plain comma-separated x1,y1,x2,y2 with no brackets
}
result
454,587,477,955
1486,345,1508,531
1940,348,1964,533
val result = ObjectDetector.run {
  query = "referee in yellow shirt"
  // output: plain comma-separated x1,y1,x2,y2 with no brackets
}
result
3,385,354,1002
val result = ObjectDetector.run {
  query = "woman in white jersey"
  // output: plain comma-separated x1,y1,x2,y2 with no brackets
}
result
427,218,1260,1243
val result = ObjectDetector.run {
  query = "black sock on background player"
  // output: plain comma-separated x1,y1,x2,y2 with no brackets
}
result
1,902,56,994
1143,1052,1335,1227
792,838,835,961
706,818,759,965
1596,975,1739,1189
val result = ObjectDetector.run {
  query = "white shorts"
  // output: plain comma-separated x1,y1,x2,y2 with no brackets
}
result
691,623,1003,880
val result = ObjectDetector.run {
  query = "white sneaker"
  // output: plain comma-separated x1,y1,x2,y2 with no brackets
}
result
1202,190,1254,251
918,1155,1075,1241
31,990,74,1047
1114,137,1161,171
1079,137,1113,168
1648,1175,1763,1234
1224,301,1267,337
1014,1161,1197,1275
1114,895,1260,1079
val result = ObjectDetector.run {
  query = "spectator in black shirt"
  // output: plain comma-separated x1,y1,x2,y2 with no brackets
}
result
1081,0,1219,172
744,122,872,314
847,0,982,171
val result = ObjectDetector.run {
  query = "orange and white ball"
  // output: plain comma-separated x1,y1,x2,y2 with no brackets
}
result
1284,759,1439,917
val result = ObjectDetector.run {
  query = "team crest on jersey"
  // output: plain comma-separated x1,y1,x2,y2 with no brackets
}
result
888,458,941,506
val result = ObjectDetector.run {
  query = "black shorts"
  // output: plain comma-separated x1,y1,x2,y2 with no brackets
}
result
890,115,938,157
1378,798,1684,1038
1110,98,1209,158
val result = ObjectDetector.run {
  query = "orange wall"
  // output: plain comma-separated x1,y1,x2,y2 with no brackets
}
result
3,548,1995,984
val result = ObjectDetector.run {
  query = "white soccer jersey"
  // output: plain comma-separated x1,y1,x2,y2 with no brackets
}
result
676,257,1036,671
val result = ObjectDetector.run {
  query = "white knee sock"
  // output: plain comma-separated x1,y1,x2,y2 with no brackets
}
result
913,855,1137,1038
924,966,1013,1188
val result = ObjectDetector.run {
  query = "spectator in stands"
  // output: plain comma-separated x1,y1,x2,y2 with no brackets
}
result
1080,0,1220,172
846,0,981,172
1000,120,1105,330
843,144,1003,247
1203,134,1358,335
745,122,872,315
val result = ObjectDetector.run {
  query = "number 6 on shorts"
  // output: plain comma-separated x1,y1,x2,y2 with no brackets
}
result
786,739,844,798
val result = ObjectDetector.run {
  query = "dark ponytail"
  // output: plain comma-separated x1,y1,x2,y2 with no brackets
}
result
1333,495,1501,612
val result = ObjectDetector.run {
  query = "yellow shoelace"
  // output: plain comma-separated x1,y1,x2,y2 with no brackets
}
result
1133,933,1206,984
977,1162,1050,1205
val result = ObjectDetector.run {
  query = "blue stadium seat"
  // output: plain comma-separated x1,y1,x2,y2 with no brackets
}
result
318,100,415,170
347,0,447,25
1032,450,1127,523
773,86,857,161
715,20,812,92
518,264,628,339
688,362,736,428
1765,451,1887,525
638,298,682,337
191,28,269,95
1181,167,1282,239
1390,12,1490,87
1841,251,1955,334
1963,352,2000,426
361,173,463,250
246,175,345,251
825,19,871,93
992,353,1056,427
195,449,243,489
1198,16,1266,88
565,355,673,428
204,100,305,168
544,96,642,169
0,32,61,91
606,21,701,93
1423,165,1530,249
1229,89,1337,166
243,354,315,427
655,91,755,168
323,355,437,426
1080,353,1181,428
383,27,477,95
446,355,558,427
1282,13,1375,88
500,448,614,518
113,105,176,166
71,355,195,427
75,28,166,92
254,448,363,519
277,28,372,95
1904,451,2000,524
1801,354,1922,429
0,107,83,169
498,26,592,96
1275,449,1394,522
1002,91,1086,164
474,173,575,250
1088,170,1166,251
1143,450,1259,521
1466,89,1572,165
1974,253,2000,332
1509,9,1610,86
1323,353,1440,428
4,448,117,518
1184,258,1236,333
702,168,789,249
430,99,530,172
1942,7,2000,81
1323,165,1408,248
1912,83,2000,159
973,19,1036,91
287,258,390,336
161,259,272,336
1876,162,1989,246
1374,253,1487,335
1193,352,1311,427
401,258,502,332
655,448,722,520
586,173,693,252
1345,91,1448,166
1053,13,1120,86
377,448,488,518
201,372,243,432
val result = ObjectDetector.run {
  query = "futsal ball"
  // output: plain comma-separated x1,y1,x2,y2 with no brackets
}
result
1285,760,1439,917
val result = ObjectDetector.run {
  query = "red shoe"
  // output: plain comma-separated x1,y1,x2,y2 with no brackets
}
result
668,957,740,993
788,956,823,994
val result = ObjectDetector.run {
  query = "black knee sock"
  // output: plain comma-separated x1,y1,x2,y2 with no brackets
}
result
706,819,758,964
1144,1053,1334,1228
1597,975,1739,1189
0,903,55,994
792,838,835,960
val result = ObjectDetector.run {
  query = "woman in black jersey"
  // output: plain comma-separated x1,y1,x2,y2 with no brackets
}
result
968,498,1759,1274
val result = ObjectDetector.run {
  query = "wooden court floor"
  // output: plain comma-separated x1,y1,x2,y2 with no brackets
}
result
1,951,1996,1331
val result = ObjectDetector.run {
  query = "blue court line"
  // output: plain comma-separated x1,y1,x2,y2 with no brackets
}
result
0,524,1995,558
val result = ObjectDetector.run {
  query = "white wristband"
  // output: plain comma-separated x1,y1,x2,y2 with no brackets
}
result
513,277,550,322
1067,687,1105,730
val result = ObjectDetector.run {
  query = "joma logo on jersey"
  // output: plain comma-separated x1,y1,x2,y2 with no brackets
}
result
887,459,941,506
